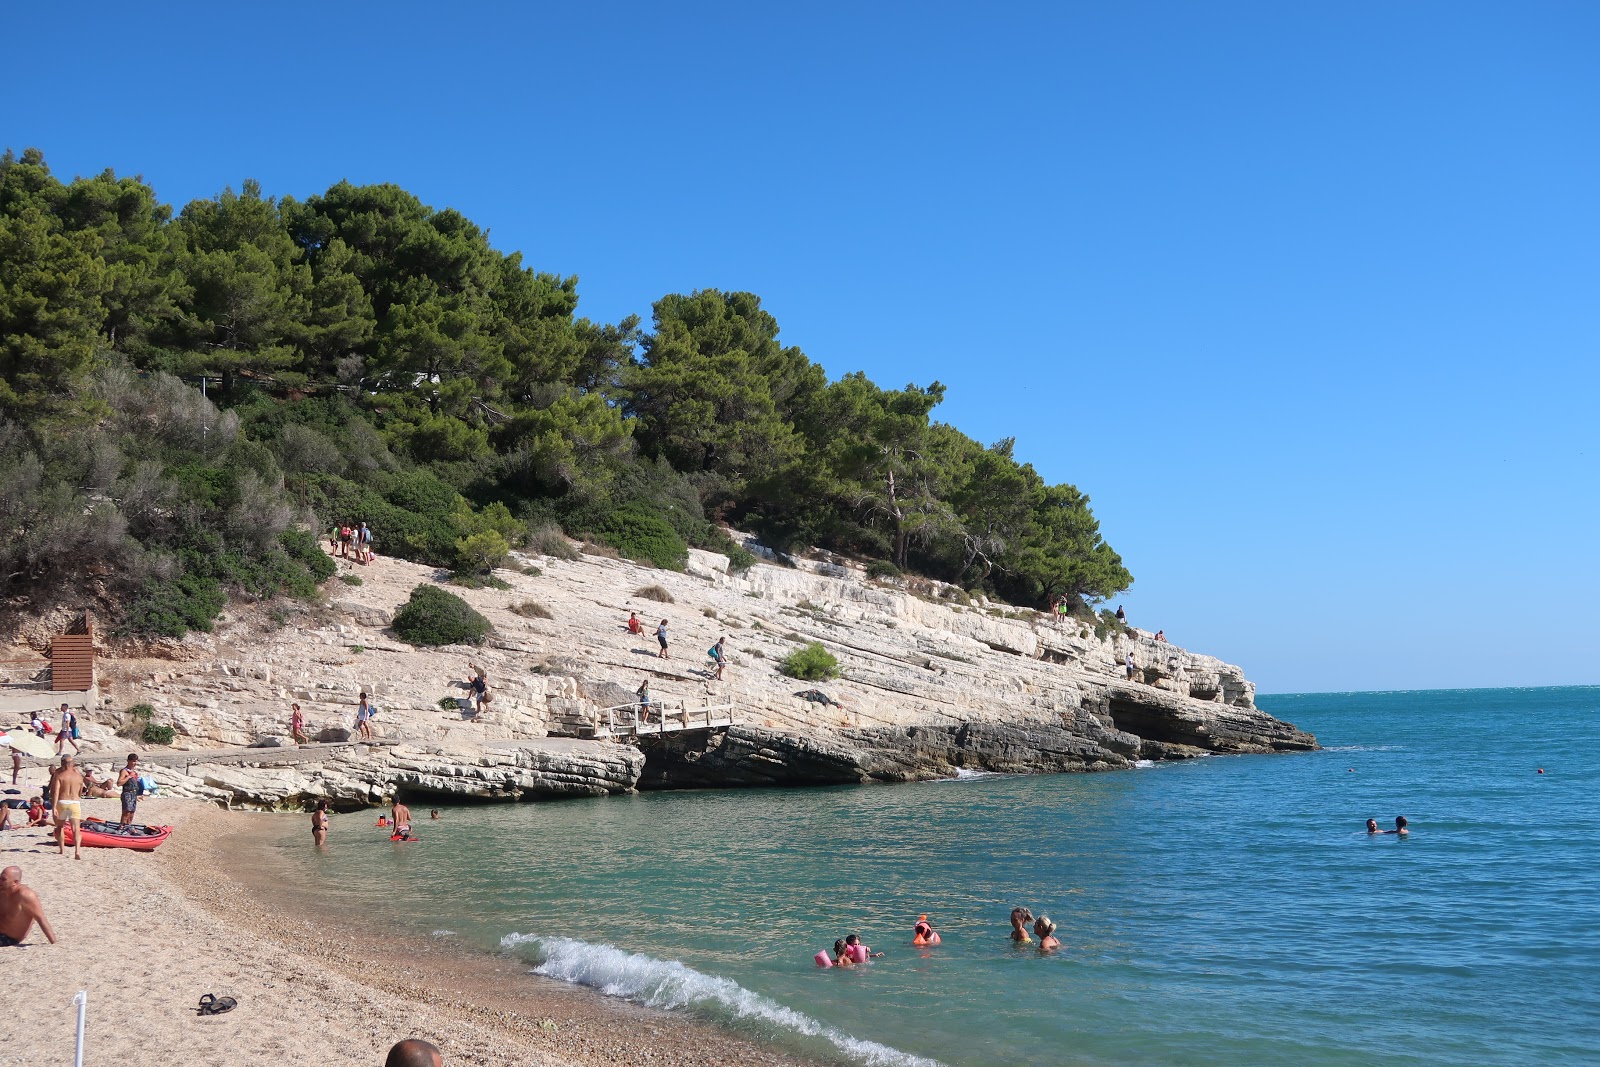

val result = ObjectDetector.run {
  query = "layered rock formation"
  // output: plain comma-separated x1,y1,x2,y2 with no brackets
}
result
16,531,1314,810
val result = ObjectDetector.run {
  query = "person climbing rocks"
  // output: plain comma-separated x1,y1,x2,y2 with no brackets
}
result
656,619,670,659
708,637,727,680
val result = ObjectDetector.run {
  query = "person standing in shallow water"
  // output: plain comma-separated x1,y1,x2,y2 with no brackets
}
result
1009,907,1034,942
1394,815,1409,835
311,799,329,848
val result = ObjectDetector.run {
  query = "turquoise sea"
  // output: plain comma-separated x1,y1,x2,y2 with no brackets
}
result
264,687,1600,1066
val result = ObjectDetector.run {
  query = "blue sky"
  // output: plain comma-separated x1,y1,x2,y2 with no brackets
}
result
8,2,1597,692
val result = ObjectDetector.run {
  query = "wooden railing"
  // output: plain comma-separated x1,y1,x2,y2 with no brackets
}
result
0,658,52,690
590,700,740,739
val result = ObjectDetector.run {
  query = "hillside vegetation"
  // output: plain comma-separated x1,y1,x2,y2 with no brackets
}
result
0,147,1131,638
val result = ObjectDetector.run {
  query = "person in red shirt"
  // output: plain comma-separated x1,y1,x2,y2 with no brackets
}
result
626,611,643,635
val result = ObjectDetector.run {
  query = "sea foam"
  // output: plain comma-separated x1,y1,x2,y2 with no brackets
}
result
501,932,942,1067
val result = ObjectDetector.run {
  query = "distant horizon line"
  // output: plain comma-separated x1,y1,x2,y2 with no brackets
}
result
1259,682,1599,699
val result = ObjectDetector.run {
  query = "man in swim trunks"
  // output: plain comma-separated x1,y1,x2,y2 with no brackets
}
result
117,753,142,826
391,800,413,840
0,866,56,946
50,756,85,860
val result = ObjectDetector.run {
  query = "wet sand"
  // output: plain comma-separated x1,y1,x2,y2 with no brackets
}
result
2,798,816,1067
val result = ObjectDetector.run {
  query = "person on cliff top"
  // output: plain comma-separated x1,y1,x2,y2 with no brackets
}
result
117,753,141,826
1009,907,1034,942
290,703,308,745
656,619,670,659
1033,916,1061,952
311,798,329,848
1154,630,1166,643
465,665,489,713
54,705,80,755
709,637,727,680
627,611,643,635
1115,605,1127,624
0,866,57,947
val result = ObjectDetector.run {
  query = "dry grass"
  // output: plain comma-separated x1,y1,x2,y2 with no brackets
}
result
510,600,554,619
636,584,674,603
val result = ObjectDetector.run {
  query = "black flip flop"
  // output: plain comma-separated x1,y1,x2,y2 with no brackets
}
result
197,994,237,1016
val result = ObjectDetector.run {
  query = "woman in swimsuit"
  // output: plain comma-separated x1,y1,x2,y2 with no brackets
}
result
1009,907,1034,942
311,799,329,848
1033,915,1061,952
117,754,141,827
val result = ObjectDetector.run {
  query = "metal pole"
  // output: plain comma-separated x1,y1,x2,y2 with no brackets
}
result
72,990,87,1067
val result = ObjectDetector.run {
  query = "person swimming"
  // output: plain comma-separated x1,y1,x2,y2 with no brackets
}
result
1033,916,1060,951
1366,819,1381,833
833,938,854,966
1010,907,1034,942
844,934,883,962
1394,815,1409,835
913,914,941,946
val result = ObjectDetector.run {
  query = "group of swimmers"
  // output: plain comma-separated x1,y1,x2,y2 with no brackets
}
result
814,909,1062,967
1366,816,1409,835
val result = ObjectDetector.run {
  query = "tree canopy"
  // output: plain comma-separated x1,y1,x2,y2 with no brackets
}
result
0,148,1130,636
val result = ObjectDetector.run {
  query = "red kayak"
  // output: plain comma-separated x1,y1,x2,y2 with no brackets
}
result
63,819,173,852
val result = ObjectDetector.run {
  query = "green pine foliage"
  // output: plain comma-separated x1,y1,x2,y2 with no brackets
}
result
391,584,492,646
779,642,841,681
0,147,1133,640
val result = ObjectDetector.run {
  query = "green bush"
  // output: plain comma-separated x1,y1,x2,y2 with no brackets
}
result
392,584,492,646
340,574,364,586
438,696,460,710
866,560,901,580
779,642,841,681
724,545,758,573
594,508,688,571
527,524,578,560
455,529,511,572
140,722,177,746
281,528,337,584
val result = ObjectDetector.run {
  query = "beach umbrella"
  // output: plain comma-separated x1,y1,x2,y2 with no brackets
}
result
2,729,55,759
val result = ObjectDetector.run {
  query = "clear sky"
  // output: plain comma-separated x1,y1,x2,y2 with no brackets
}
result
8,2,1597,693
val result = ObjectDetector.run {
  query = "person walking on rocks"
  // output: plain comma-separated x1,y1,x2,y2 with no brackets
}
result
290,703,308,745
357,521,373,564
1125,651,1136,681
466,664,490,713
354,693,375,741
709,637,727,680
54,705,79,755
636,677,653,722
117,753,141,827
656,619,670,660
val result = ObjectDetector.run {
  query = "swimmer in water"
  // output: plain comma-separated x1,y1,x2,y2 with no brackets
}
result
833,938,854,966
1010,907,1034,942
1394,815,1409,835
1366,819,1381,833
844,934,883,962
1033,916,1061,951
913,914,941,945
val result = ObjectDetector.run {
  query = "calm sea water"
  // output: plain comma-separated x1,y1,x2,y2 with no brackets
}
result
264,687,1600,1066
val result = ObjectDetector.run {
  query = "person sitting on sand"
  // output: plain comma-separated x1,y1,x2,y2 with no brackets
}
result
627,611,643,635
913,915,941,945
1033,916,1061,952
80,769,116,799
0,866,56,946
844,934,883,962
385,1038,444,1067
26,798,47,827
1010,907,1034,942
1394,815,1409,835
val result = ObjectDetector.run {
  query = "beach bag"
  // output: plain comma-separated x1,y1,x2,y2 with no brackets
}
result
480,690,492,704
137,774,158,795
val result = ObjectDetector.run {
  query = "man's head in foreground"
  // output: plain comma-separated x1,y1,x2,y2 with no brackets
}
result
386,1038,443,1067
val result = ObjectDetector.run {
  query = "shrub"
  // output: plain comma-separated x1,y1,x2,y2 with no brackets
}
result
702,607,717,618
528,524,579,560
635,585,674,603
392,584,492,646
779,642,841,681
724,545,758,573
348,645,365,654
448,571,510,590
128,704,155,721
438,697,460,710
521,565,543,577
455,529,510,572
281,528,336,584
511,600,554,619
141,722,177,746
340,574,363,586
594,508,688,571
866,560,901,580
581,541,621,559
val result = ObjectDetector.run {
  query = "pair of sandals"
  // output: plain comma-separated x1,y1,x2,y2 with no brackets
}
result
196,994,237,1016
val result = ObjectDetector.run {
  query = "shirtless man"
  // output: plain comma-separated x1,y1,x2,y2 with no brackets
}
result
385,1038,443,1067
51,756,85,860
0,866,57,946
391,800,413,841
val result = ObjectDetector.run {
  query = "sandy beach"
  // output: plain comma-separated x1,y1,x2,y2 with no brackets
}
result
1,793,812,1067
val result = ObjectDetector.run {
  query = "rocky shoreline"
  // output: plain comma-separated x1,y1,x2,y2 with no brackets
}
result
11,534,1316,812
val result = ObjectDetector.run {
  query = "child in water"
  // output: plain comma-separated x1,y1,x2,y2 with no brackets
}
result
913,915,941,945
844,934,883,963
1033,916,1061,951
